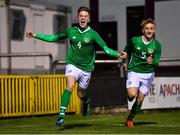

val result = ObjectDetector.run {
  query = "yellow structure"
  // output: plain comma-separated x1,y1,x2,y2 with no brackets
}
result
0,75,81,117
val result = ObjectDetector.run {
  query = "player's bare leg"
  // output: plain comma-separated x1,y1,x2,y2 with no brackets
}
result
77,87,91,116
126,90,145,128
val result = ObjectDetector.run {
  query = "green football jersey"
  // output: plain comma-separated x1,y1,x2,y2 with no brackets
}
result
123,36,161,73
35,26,119,72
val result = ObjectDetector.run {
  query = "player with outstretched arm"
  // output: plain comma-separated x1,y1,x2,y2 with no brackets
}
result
26,6,127,128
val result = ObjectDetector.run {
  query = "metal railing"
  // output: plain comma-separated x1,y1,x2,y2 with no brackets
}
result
159,57,180,66
0,52,53,74
52,57,180,77
0,74,81,117
52,59,123,72
52,59,124,77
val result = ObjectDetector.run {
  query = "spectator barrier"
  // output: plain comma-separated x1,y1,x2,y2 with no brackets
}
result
0,74,81,117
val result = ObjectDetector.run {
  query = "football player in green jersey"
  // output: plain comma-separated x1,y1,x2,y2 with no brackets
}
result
122,18,161,128
26,6,127,127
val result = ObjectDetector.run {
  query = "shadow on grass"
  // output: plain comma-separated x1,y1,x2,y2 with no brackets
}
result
57,123,92,130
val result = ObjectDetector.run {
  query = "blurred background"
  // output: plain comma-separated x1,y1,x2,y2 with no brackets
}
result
0,0,180,116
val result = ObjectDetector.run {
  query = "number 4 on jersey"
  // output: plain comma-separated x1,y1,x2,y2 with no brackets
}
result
77,42,82,49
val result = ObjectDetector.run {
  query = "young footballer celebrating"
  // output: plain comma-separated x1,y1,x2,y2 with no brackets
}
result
26,6,126,127
122,18,161,128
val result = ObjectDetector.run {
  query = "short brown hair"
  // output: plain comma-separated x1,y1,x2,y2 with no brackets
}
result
141,18,156,28
78,7,91,16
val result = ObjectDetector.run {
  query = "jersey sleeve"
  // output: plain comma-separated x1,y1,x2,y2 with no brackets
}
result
93,31,119,57
152,41,161,67
34,30,68,42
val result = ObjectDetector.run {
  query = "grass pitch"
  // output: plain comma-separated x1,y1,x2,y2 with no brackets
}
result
0,110,180,134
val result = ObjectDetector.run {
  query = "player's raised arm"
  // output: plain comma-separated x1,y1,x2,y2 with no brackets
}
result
26,30,67,42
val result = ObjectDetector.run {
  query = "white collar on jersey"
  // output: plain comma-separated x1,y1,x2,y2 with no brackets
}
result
142,36,152,45
78,26,90,33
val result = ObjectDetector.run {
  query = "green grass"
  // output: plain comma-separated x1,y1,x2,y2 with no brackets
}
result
0,111,180,134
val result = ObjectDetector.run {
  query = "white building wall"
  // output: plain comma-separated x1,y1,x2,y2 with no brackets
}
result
155,0,180,60
49,0,180,60
1,0,180,73
0,1,71,74
0,6,8,69
99,0,144,51
10,5,69,70
39,0,89,23
42,0,144,51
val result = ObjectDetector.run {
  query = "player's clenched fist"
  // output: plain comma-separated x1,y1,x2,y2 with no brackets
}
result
119,52,127,59
26,31,36,38
146,54,153,64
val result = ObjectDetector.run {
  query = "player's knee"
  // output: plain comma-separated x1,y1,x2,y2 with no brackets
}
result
67,84,76,90
127,88,138,101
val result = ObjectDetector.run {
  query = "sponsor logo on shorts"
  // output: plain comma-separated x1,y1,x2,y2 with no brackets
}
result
128,81,132,86
68,70,72,73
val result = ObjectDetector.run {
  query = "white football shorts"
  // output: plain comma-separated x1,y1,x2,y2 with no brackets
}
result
126,71,154,95
65,64,91,89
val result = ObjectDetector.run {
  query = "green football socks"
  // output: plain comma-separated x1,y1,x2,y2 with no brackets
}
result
127,101,142,120
81,92,91,108
59,89,72,118
81,94,90,103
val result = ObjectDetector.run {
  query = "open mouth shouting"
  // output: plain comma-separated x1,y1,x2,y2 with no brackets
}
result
78,11,90,28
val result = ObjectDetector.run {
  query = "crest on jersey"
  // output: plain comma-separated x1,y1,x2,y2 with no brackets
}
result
148,48,154,54
84,37,90,43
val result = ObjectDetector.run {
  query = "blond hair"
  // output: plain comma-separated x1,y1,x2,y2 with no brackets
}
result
141,18,156,28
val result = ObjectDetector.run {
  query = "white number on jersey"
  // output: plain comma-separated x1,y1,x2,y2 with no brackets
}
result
77,42,82,49
141,52,146,59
